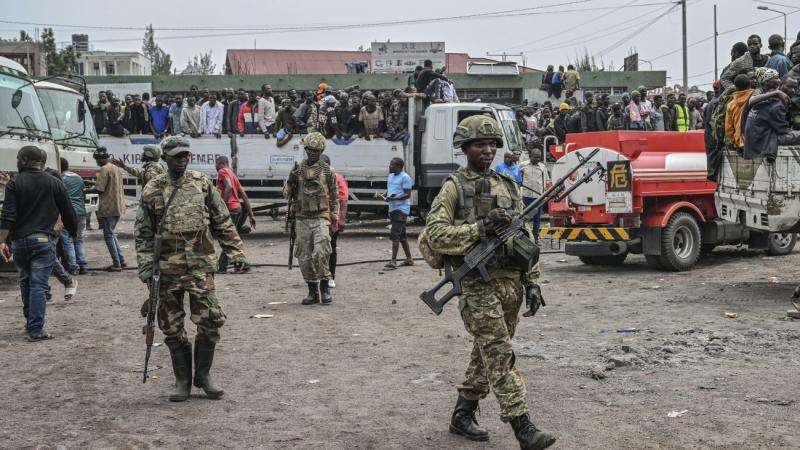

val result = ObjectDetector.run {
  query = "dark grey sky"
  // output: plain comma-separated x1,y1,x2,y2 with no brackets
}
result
3,0,799,88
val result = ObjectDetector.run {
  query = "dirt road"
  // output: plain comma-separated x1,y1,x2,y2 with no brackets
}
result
1,213,798,449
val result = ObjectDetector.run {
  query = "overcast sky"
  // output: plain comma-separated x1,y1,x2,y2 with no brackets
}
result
3,0,799,88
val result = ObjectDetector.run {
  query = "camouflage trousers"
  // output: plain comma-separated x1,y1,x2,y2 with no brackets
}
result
157,272,226,348
295,217,332,282
457,276,529,421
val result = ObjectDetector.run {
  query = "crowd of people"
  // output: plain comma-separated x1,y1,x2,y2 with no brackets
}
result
514,32,800,171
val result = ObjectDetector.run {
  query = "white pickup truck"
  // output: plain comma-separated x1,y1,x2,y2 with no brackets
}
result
100,100,526,216
715,146,800,251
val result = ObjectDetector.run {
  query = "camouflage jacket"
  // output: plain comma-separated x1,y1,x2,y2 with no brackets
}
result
124,161,166,186
720,53,770,91
134,170,245,282
282,161,339,221
425,167,540,286
386,101,408,134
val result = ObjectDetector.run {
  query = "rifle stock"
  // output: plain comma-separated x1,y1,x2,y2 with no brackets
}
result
419,148,603,315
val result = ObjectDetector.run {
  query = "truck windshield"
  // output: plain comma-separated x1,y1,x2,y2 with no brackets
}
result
0,74,49,135
497,110,523,152
38,87,98,147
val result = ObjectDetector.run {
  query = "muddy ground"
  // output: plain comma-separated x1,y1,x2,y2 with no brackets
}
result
1,211,799,450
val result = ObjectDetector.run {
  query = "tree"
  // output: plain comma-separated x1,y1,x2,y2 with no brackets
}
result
39,28,80,74
19,30,32,42
142,24,173,75
569,48,613,72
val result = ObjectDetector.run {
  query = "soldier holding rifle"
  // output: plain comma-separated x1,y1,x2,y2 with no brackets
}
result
135,136,248,402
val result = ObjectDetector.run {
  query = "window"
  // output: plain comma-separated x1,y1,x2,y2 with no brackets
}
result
92,62,100,72
106,62,115,75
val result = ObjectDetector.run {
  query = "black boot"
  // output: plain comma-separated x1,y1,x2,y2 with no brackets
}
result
510,414,556,450
449,396,489,441
193,339,224,399
167,342,192,402
302,282,319,305
320,280,332,305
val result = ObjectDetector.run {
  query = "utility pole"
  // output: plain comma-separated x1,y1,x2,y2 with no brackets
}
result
713,4,718,80
682,0,688,95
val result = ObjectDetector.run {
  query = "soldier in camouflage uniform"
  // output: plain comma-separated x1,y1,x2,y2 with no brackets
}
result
425,116,555,450
283,132,339,305
134,136,248,402
111,144,166,186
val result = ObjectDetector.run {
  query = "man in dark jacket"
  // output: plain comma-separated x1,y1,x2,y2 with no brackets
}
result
0,146,78,341
744,70,800,161
595,94,610,131
414,59,449,96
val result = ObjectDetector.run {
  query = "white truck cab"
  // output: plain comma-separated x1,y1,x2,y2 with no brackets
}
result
0,56,57,203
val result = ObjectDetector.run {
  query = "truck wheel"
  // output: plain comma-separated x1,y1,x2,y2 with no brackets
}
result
579,254,628,266
766,232,797,256
657,212,701,271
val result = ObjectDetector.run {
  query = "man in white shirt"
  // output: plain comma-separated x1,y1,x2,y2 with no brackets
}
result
258,84,276,139
200,93,223,137
443,80,460,103
519,148,550,243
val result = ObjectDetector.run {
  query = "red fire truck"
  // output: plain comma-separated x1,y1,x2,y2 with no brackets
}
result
541,131,796,271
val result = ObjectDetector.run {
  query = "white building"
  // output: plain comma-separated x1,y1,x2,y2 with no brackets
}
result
77,51,151,76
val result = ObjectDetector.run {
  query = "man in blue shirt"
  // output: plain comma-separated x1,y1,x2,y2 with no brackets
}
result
149,96,170,138
765,34,793,78
494,151,521,183
381,157,413,270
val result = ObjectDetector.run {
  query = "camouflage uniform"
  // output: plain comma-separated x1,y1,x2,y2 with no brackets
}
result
123,145,166,185
425,116,554,448
135,169,245,347
427,166,540,421
283,132,339,303
386,100,409,134
283,134,339,282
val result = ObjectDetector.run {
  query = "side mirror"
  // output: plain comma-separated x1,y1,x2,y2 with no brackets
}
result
12,89,23,109
78,99,86,123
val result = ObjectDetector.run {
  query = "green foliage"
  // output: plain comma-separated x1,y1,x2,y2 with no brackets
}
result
142,25,173,75
569,48,613,72
41,27,80,75
184,51,216,75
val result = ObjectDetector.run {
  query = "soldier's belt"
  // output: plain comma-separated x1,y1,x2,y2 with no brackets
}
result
539,227,632,241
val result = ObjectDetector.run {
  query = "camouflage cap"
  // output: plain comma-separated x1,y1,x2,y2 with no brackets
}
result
301,132,326,151
160,135,192,156
452,115,504,149
142,144,162,160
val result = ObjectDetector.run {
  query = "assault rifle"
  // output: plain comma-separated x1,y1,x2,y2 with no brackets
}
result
419,148,604,315
142,185,179,384
287,163,298,270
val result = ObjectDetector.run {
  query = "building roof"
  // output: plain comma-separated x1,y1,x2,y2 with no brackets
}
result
225,49,539,75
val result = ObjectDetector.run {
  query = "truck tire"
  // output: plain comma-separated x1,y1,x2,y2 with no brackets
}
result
655,212,701,271
766,232,797,256
579,253,628,266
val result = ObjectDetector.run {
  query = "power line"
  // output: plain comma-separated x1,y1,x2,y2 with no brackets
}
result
516,3,676,54
649,8,800,62
0,1,596,32
497,0,645,52
1,2,676,46
594,4,680,57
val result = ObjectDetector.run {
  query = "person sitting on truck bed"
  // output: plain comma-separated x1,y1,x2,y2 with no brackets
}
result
359,94,384,141
743,68,800,162
317,96,341,139
385,96,410,145
725,74,754,152
180,96,201,137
